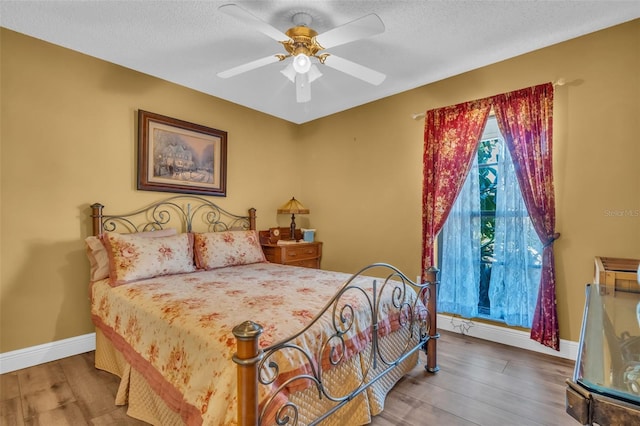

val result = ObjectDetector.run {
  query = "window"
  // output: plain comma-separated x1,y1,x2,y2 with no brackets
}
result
438,116,543,327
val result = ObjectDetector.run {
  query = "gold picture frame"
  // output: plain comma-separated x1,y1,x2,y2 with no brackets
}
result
137,110,227,197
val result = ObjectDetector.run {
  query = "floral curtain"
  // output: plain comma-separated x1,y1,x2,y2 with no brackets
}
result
492,83,560,350
421,99,491,271
422,82,559,350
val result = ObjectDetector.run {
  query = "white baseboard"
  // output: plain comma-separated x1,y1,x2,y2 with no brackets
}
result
0,317,578,374
437,314,579,361
0,333,96,374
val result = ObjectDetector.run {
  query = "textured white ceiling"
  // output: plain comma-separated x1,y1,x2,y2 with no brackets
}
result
2,1,639,124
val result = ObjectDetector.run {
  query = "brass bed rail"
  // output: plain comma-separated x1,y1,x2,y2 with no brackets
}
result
91,195,256,236
233,263,440,426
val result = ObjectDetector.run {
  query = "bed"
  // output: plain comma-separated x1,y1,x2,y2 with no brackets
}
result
86,196,439,425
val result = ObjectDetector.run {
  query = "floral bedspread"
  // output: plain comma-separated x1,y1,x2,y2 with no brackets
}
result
90,262,424,425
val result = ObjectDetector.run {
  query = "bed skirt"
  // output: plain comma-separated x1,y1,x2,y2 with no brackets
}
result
95,327,418,425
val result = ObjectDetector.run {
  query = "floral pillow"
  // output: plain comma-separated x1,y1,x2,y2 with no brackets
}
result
85,228,178,282
102,231,195,285
193,230,266,270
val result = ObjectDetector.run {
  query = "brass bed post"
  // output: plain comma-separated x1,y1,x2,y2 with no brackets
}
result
233,321,263,426
425,266,440,373
91,203,104,237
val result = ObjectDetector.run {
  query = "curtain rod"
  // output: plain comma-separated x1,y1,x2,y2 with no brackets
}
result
411,79,566,120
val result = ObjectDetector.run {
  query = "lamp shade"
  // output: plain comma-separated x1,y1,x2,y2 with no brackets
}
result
277,197,309,214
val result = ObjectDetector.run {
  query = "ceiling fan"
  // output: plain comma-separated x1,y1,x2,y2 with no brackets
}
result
216,3,386,103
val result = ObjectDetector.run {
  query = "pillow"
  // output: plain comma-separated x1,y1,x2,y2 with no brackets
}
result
85,228,178,282
102,231,194,285
85,236,111,282
193,230,266,270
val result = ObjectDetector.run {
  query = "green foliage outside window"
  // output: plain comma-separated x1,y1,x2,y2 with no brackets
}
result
478,138,499,314
478,138,499,263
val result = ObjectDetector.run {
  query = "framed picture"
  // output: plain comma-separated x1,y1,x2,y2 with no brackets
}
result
138,110,227,197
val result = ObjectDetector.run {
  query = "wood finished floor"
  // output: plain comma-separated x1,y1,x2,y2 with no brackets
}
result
0,331,576,426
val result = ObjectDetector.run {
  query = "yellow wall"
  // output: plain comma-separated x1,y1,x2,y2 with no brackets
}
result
299,19,640,342
0,29,303,352
1,20,638,353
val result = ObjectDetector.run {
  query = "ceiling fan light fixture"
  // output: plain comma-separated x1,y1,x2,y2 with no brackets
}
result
308,65,322,83
281,63,321,85
292,53,311,74
280,63,296,82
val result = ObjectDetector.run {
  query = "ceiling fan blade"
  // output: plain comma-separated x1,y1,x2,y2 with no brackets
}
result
219,3,289,42
295,72,311,103
315,14,385,49
323,55,386,86
217,55,280,78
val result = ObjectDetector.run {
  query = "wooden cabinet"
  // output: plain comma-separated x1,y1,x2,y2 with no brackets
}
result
595,256,639,292
258,228,322,269
261,241,323,269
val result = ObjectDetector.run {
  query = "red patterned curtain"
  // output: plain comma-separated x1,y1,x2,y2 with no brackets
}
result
492,83,560,350
421,99,491,272
422,83,559,350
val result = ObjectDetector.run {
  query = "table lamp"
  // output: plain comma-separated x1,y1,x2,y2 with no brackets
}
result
277,197,309,240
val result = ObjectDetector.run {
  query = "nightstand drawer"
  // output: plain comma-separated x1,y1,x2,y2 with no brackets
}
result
288,258,321,269
283,244,320,260
260,240,323,269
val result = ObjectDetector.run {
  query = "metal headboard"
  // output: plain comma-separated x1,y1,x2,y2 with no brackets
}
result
91,195,256,236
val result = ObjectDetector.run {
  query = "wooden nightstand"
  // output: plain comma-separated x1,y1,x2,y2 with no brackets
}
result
258,228,322,269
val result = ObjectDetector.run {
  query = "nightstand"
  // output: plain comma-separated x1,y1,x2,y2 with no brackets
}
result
258,228,322,269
